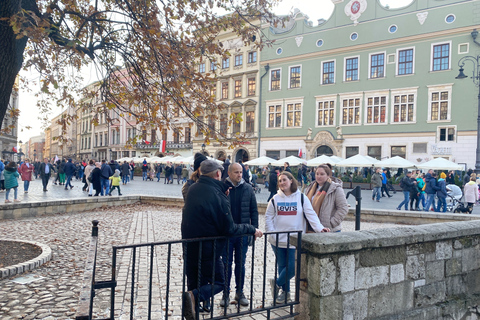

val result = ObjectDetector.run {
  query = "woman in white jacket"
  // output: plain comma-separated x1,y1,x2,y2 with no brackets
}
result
464,173,478,212
265,171,330,304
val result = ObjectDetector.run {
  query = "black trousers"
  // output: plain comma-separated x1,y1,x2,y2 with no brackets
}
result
42,174,51,190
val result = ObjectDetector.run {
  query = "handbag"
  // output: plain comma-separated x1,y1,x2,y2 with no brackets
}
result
31,171,35,181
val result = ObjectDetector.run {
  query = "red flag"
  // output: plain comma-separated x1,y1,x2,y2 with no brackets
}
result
12,147,17,153
159,140,166,153
144,140,150,145
298,148,302,158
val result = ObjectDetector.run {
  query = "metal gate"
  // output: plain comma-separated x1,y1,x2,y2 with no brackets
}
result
75,220,303,320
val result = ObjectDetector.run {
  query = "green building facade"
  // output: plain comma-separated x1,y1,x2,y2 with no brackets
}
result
259,0,480,169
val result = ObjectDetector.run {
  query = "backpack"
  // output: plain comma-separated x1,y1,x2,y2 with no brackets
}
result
399,177,405,189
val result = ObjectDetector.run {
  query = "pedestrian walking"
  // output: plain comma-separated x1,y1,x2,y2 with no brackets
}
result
409,174,419,211
416,173,426,210
0,159,5,191
129,161,135,180
371,168,383,202
18,159,34,193
221,163,259,307
181,166,189,184
4,161,20,203
424,170,440,211
175,164,182,184
267,167,280,202
396,171,414,210
40,158,53,191
142,162,148,181
100,160,113,196
381,169,392,198
64,158,75,190
91,162,102,196
84,160,96,195
58,159,66,185
121,161,130,185
464,173,478,213
109,169,122,196
436,172,448,212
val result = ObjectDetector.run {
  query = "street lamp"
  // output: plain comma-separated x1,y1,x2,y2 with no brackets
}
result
455,29,480,174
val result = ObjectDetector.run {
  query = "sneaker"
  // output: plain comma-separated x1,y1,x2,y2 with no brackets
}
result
5,200,11,203
275,291,291,304
201,300,211,313
219,295,230,307
235,292,249,306
269,278,279,300
14,199,21,202
24,191,28,193
182,291,196,320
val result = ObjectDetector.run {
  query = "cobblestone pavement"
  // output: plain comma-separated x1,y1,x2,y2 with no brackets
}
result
7,177,480,215
0,204,406,320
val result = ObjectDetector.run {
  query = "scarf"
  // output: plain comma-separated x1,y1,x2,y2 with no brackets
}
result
305,179,331,232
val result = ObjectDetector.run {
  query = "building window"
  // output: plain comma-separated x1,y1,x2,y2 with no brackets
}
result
210,85,216,99
391,146,406,158
341,98,360,125
316,39,324,47
370,53,385,78
88,137,91,149
367,146,381,160
210,61,217,71
438,127,455,142
234,54,243,66
220,114,227,135
432,43,450,71
286,102,301,127
222,58,229,69
185,127,191,143
208,116,215,132
112,130,116,144
445,14,455,23
276,48,283,55
196,116,203,135
289,66,301,89
366,96,387,124
350,32,358,41
270,69,281,91
317,100,335,126
429,90,450,121
266,150,280,160
246,111,254,133
345,57,359,81
322,61,335,84
234,80,242,98
247,78,256,96
346,146,359,158
413,143,427,153
286,150,298,157
248,51,257,63
99,133,103,146
173,129,180,144
232,113,241,134
221,82,228,100
267,104,282,128
199,63,205,73
392,93,415,123
397,48,414,75
151,129,156,144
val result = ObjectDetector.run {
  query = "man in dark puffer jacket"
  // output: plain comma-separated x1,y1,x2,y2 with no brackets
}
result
221,163,259,307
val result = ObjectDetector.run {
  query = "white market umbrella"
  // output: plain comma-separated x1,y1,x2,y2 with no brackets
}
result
245,156,277,167
330,156,344,163
376,156,417,169
336,154,379,168
133,157,146,164
207,156,223,164
171,156,187,164
416,158,464,170
271,155,304,167
179,155,194,165
158,156,174,164
147,156,163,164
306,155,341,167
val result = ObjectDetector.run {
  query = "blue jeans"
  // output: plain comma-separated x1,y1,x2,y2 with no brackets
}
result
101,178,110,196
130,171,134,180
373,187,381,201
6,187,18,200
424,194,436,211
436,196,447,212
142,172,147,180
419,193,426,209
122,175,128,184
24,180,30,192
65,174,73,188
397,191,410,210
271,245,296,292
156,172,161,182
222,236,249,295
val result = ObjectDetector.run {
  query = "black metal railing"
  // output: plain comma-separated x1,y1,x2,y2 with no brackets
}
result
75,221,303,320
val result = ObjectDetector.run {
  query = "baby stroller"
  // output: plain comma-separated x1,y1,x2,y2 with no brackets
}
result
446,184,470,213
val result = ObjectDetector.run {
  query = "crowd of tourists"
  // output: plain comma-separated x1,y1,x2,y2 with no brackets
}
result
181,153,349,319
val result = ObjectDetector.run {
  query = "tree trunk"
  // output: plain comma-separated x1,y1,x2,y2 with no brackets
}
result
0,0,30,131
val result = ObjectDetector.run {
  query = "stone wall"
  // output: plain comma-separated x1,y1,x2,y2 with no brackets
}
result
295,221,480,320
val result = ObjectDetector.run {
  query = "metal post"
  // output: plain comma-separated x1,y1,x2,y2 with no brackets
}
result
91,220,98,237
346,186,362,231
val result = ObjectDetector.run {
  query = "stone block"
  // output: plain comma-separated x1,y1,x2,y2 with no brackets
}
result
308,257,336,296
355,266,389,290
13,209,22,219
445,258,462,277
462,247,480,273
359,247,405,267
406,242,435,256
445,274,466,297
414,281,446,308
425,261,444,283
414,279,425,287
453,240,463,250
3,210,13,219
436,241,453,260
318,295,342,320
338,255,355,293
406,254,425,280
390,264,404,284
368,281,414,318
343,290,368,320
465,269,480,296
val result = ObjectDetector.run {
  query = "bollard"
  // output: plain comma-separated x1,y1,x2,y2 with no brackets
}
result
346,186,362,231
92,220,99,237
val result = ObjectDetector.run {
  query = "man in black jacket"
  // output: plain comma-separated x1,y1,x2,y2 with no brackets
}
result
39,158,54,192
181,160,262,320
220,163,259,307
267,167,280,202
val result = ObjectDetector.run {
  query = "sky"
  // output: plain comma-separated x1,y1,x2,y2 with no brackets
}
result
17,0,414,144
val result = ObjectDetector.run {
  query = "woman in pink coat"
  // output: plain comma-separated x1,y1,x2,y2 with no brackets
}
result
19,158,34,193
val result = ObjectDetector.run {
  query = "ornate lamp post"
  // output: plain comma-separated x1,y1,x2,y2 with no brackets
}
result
455,29,480,174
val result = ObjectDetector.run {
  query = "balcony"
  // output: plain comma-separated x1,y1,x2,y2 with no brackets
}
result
135,141,192,150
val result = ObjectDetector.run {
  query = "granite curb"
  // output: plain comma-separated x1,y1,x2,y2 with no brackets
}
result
0,239,52,279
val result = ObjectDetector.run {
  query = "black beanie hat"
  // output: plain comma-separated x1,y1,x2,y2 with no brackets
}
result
193,153,207,171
